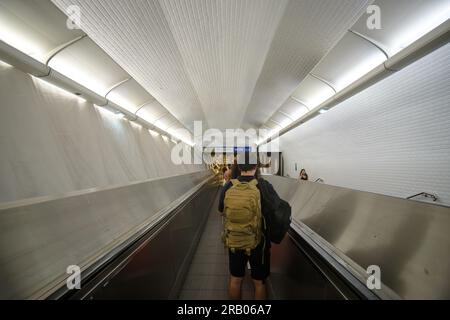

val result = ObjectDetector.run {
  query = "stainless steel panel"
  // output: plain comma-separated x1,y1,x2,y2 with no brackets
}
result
264,175,450,299
91,223,176,300
0,171,212,299
270,236,344,300
82,181,219,300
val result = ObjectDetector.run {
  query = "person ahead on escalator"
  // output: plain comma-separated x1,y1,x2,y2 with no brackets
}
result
299,168,308,181
218,152,280,300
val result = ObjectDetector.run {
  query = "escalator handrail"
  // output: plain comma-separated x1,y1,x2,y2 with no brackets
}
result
48,175,217,299
289,221,401,300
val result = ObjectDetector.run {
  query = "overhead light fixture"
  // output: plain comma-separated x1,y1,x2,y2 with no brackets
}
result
278,117,293,128
130,121,142,130
31,75,87,103
390,5,450,55
95,105,125,119
334,52,386,91
0,12,197,150
184,140,196,147
48,57,110,97
107,90,140,114
154,120,171,132
0,25,46,62
0,60,13,68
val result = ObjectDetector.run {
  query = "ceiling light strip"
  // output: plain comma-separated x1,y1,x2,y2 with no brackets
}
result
348,29,390,60
134,98,156,115
0,39,195,146
258,20,450,147
289,96,311,111
309,73,338,94
104,77,132,99
0,40,50,77
44,34,88,66
278,110,295,121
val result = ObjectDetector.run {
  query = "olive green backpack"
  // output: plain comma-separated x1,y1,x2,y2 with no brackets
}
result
223,179,264,255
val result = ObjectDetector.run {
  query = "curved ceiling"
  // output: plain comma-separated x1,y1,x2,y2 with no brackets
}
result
51,0,372,131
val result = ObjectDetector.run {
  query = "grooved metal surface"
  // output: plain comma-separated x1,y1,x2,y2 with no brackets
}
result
265,174,450,299
0,171,211,299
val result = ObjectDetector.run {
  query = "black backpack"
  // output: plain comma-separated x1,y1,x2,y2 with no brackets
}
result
269,198,292,244
257,178,292,244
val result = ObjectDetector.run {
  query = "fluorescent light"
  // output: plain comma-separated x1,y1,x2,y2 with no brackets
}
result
291,106,309,120
154,120,170,132
292,76,336,109
107,90,140,114
0,25,46,62
184,140,196,147
390,5,450,55
167,127,196,147
32,76,87,103
49,56,110,97
0,60,13,68
95,105,125,119
130,121,143,130
257,127,281,145
334,52,386,91
278,117,293,128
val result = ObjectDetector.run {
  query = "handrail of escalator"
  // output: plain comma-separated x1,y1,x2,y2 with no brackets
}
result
406,192,438,202
289,221,401,300
48,174,218,300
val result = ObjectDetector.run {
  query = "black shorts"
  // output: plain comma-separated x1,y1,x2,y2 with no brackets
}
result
228,241,270,280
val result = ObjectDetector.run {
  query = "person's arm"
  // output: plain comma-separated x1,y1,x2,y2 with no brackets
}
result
218,181,232,212
258,179,281,212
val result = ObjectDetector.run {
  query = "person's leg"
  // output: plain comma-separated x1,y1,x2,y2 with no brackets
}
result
252,279,267,300
228,250,246,300
249,241,271,300
229,276,243,299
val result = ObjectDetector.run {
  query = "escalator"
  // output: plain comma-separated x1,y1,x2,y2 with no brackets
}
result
2,173,448,300
51,187,375,300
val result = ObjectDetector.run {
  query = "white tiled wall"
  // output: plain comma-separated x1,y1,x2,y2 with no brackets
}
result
278,44,450,205
0,64,204,203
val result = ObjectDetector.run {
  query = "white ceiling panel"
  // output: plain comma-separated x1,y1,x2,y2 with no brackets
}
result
265,121,282,130
279,99,310,120
107,79,155,115
270,112,293,128
242,0,373,128
312,31,387,91
291,75,336,110
48,37,130,96
51,0,208,132
157,0,289,129
136,101,169,124
154,114,179,131
0,0,84,63
351,0,450,57
51,0,371,131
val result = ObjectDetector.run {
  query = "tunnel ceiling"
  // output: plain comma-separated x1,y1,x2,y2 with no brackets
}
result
50,0,372,131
